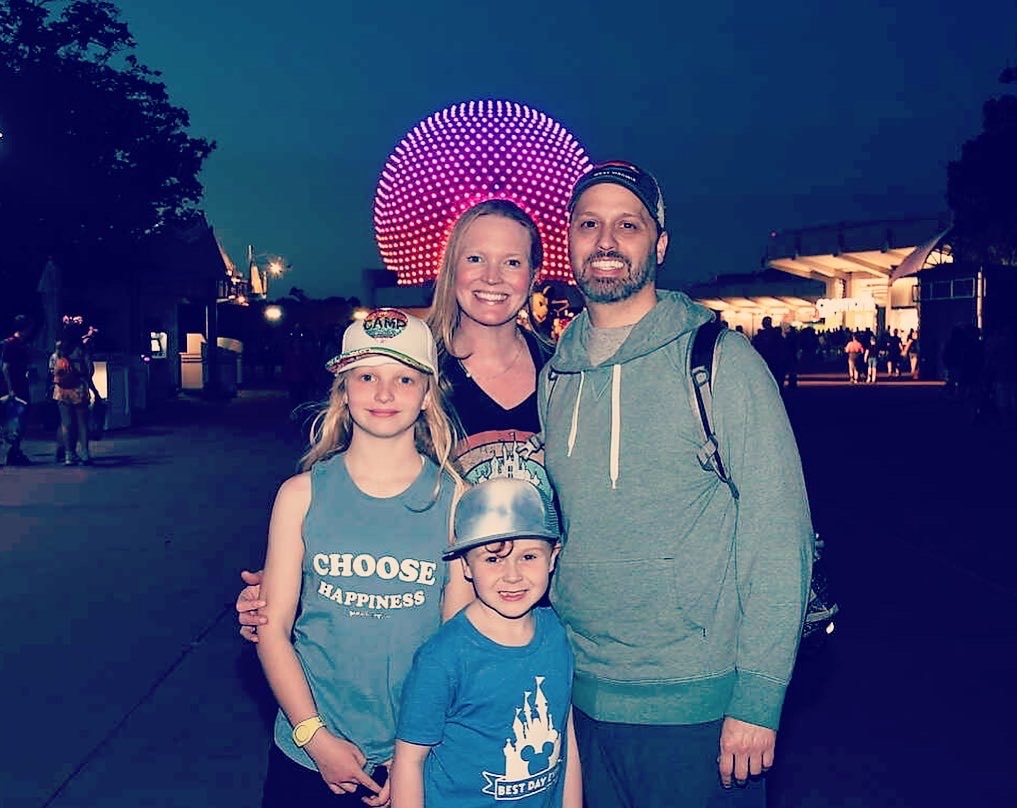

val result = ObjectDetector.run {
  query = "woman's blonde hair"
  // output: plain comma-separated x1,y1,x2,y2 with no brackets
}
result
427,199,545,364
299,367,463,500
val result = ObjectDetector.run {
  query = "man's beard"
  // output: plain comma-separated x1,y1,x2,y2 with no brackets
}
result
574,248,657,304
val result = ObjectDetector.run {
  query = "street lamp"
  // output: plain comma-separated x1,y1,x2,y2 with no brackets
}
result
247,245,290,299
264,304,283,323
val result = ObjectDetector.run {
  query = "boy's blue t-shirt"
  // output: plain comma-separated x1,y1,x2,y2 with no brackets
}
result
397,607,574,806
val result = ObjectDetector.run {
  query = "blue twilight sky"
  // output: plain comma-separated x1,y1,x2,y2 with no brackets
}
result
116,0,1014,300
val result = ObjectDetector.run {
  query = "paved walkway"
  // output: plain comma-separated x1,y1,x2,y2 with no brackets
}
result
1,383,1014,807
1,390,302,807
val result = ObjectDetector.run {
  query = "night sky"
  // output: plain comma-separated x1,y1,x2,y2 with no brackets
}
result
117,0,1014,300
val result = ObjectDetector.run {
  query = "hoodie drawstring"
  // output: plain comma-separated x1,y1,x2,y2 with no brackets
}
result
566,371,584,457
565,367,622,490
610,364,621,489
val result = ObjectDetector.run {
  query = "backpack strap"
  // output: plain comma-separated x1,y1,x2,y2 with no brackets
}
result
688,319,740,500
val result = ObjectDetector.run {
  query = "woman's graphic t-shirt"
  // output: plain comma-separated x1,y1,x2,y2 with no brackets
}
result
442,328,552,497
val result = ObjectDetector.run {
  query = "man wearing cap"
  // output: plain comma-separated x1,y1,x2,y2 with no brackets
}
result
538,161,813,806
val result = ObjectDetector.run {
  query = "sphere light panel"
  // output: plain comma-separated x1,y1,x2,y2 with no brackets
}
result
374,100,590,286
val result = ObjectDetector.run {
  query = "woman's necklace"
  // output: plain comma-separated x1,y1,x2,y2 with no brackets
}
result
459,334,526,382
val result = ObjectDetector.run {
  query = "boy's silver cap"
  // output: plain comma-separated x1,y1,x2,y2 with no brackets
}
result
444,478,559,560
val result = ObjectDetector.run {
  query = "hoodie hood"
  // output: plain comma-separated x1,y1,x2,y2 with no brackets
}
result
550,290,715,373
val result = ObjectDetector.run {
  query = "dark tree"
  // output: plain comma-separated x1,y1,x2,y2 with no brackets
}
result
946,64,1017,266
0,0,214,298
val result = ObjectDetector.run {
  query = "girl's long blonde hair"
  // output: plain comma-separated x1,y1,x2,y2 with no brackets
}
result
299,368,463,500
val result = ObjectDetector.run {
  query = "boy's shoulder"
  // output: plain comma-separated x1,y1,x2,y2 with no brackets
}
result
534,607,570,646
412,609,473,663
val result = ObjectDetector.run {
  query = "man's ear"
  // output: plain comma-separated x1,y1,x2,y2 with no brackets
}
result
459,556,473,582
655,230,669,265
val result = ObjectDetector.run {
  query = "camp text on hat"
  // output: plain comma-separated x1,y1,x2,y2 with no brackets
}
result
567,160,665,232
326,307,438,376
443,478,560,561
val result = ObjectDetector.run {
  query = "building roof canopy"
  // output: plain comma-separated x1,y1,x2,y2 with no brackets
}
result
765,216,952,282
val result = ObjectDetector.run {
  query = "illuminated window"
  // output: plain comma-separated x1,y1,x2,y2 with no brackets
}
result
921,278,975,300
150,332,167,358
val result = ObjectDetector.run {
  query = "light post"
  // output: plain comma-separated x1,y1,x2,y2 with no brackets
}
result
264,304,284,323
247,245,290,299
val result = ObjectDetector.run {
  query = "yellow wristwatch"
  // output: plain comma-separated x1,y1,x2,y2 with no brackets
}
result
292,715,325,747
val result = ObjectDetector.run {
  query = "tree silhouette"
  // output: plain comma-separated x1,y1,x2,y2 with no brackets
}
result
0,0,214,298
946,64,1017,266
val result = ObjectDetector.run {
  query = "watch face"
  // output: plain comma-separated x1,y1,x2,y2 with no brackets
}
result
294,718,322,746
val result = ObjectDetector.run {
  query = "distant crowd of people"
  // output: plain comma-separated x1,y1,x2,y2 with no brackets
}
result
838,326,920,384
744,321,921,390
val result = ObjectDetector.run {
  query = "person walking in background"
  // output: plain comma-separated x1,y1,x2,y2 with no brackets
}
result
781,322,800,391
48,340,67,463
902,328,920,380
390,477,581,807
885,329,902,377
255,309,468,807
845,332,864,383
539,161,812,807
751,316,785,388
52,320,101,466
864,334,879,384
1,315,34,467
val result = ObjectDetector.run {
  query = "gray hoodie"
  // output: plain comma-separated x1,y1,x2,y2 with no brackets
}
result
538,290,813,730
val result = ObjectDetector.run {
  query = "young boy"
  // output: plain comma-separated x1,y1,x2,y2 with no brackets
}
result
390,478,581,807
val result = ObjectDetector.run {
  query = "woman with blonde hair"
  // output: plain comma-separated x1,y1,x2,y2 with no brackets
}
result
255,308,469,807
419,199,560,613
426,199,553,451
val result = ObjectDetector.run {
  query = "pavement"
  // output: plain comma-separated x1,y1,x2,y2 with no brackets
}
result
1,379,1015,807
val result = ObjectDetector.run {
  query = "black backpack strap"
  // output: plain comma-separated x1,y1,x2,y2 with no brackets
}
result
688,320,739,500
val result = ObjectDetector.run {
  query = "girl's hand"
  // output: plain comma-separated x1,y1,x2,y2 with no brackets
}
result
361,760,392,807
306,731,384,796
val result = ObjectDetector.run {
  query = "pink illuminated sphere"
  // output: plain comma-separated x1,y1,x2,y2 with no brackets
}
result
373,100,590,285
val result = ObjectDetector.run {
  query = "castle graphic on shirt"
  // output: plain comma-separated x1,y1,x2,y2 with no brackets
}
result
455,429,550,493
481,676,563,801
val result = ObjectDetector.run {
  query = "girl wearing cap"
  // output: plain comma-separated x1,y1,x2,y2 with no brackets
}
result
390,478,581,808
255,309,470,807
